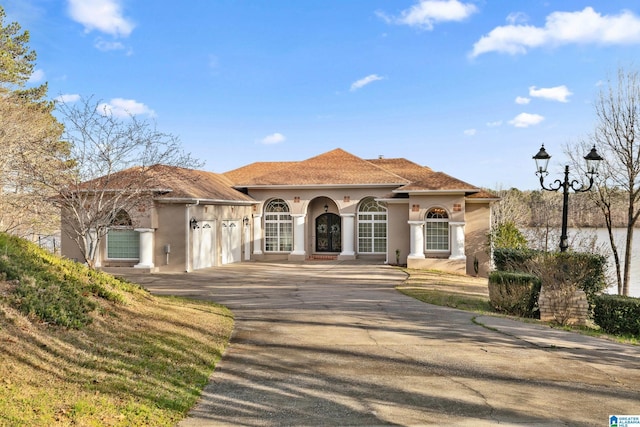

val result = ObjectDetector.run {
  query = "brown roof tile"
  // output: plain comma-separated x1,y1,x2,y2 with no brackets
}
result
80,165,254,202
394,170,480,193
225,148,409,186
224,162,295,185
366,157,433,181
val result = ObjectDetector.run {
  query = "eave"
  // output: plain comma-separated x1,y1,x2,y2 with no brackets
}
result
392,189,479,196
235,183,406,190
156,197,257,205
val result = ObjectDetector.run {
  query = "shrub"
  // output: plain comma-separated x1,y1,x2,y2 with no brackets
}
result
11,276,97,329
488,271,541,318
593,294,640,336
0,232,146,329
493,249,607,313
492,247,538,272
489,221,528,250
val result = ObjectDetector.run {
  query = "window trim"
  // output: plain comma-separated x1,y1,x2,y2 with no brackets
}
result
357,197,387,254
263,198,293,253
424,207,450,253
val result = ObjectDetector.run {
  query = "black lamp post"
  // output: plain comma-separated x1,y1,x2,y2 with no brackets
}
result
533,144,603,252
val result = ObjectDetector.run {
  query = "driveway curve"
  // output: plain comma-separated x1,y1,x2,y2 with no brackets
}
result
127,260,640,427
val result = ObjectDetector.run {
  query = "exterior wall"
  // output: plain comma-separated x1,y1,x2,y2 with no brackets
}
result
60,221,85,263
154,203,187,272
155,202,253,272
247,187,397,215
387,202,410,265
405,193,470,275
247,187,397,259
465,201,493,277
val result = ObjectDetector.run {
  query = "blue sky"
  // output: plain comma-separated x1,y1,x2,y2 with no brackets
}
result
6,0,640,190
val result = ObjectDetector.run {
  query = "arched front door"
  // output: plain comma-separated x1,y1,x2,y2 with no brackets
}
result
316,213,341,252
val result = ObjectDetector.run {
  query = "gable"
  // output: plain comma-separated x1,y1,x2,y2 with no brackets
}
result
225,148,410,186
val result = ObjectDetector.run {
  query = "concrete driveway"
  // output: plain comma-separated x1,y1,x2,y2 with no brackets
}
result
124,261,640,426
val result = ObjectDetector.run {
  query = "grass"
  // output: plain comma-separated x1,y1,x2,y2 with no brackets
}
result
397,287,493,312
396,267,639,345
0,233,234,426
396,268,494,313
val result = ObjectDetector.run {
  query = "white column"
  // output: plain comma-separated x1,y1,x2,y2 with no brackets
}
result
134,228,155,268
243,219,251,261
252,214,263,255
340,213,355,257
449,222,466,260
407,221,425,259
291,214,306,256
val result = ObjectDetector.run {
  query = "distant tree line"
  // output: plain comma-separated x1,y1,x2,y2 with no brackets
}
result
491,188,630,230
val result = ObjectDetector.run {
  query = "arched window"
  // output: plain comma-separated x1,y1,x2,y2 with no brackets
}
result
425,207,449,251
357,197,387,253
264,199,293,252
111,209,133,226
107,209,139,259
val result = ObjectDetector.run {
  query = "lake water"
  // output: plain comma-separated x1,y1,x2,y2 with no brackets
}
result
548,228,640,297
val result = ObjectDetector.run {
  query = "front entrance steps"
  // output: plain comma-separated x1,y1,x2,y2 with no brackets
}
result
307,254,338,261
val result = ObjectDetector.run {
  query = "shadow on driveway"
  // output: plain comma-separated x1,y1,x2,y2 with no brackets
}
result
120,260,640,426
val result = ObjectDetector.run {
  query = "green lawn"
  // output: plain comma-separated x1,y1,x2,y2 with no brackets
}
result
0,233,234,426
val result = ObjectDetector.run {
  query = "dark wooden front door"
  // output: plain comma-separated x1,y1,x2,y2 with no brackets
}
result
316,213,341,252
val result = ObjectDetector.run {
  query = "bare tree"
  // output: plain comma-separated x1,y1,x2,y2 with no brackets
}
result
36,96,201,268
573,67,640,296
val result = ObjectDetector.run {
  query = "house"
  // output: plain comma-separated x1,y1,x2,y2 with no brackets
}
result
61,148,498,276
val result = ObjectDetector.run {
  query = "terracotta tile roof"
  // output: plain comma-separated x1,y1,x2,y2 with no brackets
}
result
80,165,254,202
225,148,409,186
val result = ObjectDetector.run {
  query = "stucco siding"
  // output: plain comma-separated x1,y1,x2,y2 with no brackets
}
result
387,202,409,265
155,203,187,271
465,201,493,277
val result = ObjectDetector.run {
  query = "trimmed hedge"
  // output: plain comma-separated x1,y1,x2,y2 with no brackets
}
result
492,248,608,312
492,247,537,272
488,271,541,318
593,294,640,336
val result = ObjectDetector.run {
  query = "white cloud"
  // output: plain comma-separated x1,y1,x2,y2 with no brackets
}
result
515,96,530,105
350,74,385,91
464,128,476,136
67,0,135,37
377,0,477,30
471,7,640,57
97,98,155,118
94,39,125,51
55,93,81,103
529,85,572,102
260,133,286,145
486,120,503,127
27,69,45,83
506,12,528,25
509,113,544,128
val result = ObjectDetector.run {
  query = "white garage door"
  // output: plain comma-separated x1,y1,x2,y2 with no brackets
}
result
193,221,216,270
222,220,241,264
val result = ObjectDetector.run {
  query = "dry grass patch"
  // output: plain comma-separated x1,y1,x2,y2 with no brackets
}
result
0,290,233,426
397,268,492,312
